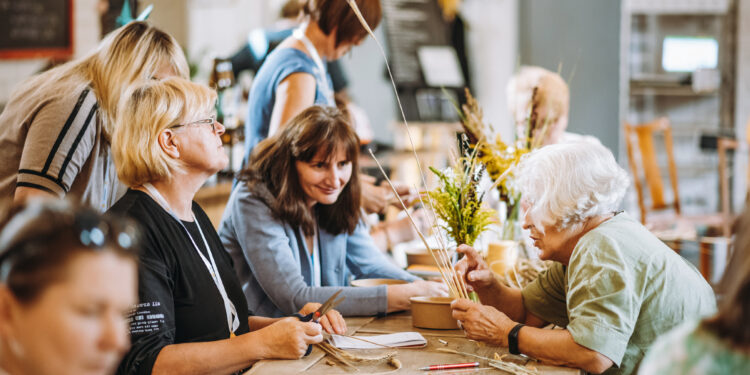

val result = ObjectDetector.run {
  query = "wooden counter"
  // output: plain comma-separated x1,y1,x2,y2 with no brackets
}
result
245,312,582,375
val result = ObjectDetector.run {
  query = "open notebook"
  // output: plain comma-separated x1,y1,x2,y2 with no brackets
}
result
329,332,427,349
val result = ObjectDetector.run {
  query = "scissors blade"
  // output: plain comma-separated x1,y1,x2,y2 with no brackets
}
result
321,296,345,316
315,289,344,317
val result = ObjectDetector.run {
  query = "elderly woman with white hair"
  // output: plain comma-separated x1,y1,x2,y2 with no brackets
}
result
451,142,715,375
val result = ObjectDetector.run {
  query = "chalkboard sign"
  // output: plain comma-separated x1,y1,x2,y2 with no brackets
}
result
0,0,74,59
381,0,464,122
381,0,451,87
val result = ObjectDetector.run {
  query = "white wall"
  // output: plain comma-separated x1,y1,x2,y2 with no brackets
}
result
518,0,622,155
462,0,518,142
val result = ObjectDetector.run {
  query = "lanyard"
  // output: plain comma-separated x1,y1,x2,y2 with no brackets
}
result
293,24,335,105
142,183,240,335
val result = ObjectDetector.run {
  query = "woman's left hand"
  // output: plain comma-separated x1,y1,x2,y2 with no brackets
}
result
299,302,347,335
450,298,515,346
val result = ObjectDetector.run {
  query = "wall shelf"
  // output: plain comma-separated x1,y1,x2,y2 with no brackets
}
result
627,0,730,15
629,86,719,96
620,0,737,217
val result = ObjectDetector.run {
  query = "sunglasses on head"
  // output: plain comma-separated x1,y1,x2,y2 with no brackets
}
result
0,205,139,281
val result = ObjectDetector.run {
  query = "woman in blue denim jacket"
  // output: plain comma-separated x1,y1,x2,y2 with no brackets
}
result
219,106,446,318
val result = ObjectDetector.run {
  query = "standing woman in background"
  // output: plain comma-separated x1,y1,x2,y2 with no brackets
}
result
0,201,139,375
242,0,380,159
0,21,188,214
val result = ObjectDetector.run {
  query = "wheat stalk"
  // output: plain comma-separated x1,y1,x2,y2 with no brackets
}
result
350,0,470,301
368,150,468,299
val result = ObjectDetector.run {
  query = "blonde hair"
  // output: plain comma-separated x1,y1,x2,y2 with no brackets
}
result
112,77,216,187
506,66,569,140
12,21,188,138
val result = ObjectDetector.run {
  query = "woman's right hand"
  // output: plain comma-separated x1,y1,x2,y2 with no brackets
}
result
455,244,496,291
255,317,323,359
410,279,449,297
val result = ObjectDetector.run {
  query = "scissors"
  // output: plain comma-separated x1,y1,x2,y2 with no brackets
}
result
293,289,346,356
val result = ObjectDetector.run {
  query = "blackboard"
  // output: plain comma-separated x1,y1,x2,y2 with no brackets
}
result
0,0,74,59
381,0,464,121
381,0,451,87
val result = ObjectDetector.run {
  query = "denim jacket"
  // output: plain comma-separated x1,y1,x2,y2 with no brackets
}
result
218,181,418,317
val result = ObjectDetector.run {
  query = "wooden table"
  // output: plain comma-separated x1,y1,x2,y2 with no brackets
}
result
245,312,582,374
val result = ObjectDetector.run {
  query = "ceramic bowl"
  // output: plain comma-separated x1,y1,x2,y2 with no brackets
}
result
410,296,459,329
350,278,408,287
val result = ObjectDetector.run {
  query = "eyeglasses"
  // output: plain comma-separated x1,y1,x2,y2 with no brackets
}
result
170,114,217,133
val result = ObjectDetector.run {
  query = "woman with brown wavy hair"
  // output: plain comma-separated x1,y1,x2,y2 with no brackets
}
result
220,106,445,319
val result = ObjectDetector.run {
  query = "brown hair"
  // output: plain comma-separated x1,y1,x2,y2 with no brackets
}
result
0,201,139,304
304,0,382,47
280,0,305,18
239,106,361,235
702,208,750,346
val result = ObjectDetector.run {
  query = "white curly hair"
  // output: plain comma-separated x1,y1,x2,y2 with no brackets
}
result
517,141,629,232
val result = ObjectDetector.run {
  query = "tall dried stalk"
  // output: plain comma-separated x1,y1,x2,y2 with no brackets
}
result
348,0,472,300
369,150,469,300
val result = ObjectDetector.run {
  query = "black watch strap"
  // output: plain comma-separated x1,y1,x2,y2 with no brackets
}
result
508,323,525,355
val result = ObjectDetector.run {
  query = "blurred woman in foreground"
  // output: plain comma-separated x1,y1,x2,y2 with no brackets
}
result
0,201,139,375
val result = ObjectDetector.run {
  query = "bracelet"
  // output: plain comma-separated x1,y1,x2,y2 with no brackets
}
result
508,323,525,355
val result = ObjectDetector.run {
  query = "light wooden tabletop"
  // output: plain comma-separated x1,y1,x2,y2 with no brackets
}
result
244,312,583,375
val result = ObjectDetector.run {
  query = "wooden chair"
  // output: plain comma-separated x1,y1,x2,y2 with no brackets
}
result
625,118,736,284
718,137,738,237
715,116,750,239
624,118,725,241
624,118,680,224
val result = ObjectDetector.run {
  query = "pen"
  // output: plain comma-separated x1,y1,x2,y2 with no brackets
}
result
419,362,480,371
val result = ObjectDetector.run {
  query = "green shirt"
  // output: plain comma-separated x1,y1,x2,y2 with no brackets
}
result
638,320,750,375
521,212,716,375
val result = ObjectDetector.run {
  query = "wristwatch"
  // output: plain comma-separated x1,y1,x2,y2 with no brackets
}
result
508,323,525,355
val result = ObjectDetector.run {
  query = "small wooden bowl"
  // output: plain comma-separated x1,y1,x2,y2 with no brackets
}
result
410,296,459,329
405,248,453,267
350,278,408,287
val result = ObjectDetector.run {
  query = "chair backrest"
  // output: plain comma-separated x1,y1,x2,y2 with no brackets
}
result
717,137,738,237
624,117,681,224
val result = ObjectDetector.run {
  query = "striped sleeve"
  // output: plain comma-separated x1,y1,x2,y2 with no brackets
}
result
17,89,99,196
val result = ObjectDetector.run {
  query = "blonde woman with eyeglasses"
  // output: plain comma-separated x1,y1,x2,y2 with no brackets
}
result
0,21,188,216
110,77,342,375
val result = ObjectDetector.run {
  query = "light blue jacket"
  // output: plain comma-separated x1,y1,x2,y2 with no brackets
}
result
218,181,418,317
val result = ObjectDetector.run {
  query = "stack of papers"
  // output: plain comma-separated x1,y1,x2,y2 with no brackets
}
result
329,332,427,349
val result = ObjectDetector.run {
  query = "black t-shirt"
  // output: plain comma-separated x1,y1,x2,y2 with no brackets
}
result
112,189,250,375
